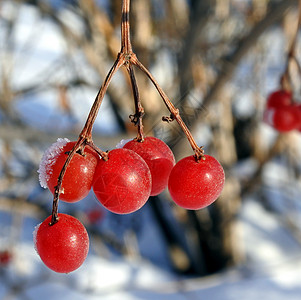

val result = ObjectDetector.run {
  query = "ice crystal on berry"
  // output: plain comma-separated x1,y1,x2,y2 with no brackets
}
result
33,222,41,253
115,139,132,148
37,138,70,188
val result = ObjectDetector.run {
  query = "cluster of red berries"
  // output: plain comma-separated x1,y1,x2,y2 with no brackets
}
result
34,136,225,273
263,90,301,132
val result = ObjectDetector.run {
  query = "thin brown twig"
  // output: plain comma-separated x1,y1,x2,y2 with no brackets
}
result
81,53,125,139
126,63,145,141
50,138,84,224
121,0,132,54
131,55,205,160
281,0,301,92
288,0,301,56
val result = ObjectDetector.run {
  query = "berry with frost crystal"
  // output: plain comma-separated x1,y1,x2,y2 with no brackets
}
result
38,138,70,189
38,139,99,202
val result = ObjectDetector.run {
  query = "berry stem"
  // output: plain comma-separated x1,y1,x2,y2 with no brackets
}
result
126,63,145,142
50,138,84,225
81,55,125,140
121,0,132,54
50,138,108,225
131,56,205,160
121,0,145,141
79,0,134,141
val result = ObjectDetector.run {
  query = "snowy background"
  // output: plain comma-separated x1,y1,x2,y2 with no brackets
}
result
1,0,301,299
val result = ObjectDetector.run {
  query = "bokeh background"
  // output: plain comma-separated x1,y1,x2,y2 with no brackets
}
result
1,0,301,299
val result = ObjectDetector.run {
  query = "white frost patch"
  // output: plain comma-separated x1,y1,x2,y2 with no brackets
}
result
115,138,132,148
32,222,41,254
37,138,70,188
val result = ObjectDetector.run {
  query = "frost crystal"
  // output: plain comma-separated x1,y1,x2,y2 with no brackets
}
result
37,138,70,188
116,139,132,148
32,222,41,253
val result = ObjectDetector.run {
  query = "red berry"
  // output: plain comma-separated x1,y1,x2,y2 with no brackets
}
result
123,137,175,196
293,103,301,131
34,214,89,273
0,250,12,266
263,106,300,132
39,140,99,202
86,208,105,224
93,148,152,214
168,155,225,210
266,90,292,109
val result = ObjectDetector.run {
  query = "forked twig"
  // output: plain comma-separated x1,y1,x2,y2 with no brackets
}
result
50,0,205,224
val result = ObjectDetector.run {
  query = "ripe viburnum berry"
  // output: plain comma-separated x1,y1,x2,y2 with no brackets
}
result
263,90,301,132
168,155,225,210
266,89,292,109
123,137,175,196
0,250,12,266
33,213,89,273
93,148,152,214
295,104,301,132
263,106,300,132
38,138,99,202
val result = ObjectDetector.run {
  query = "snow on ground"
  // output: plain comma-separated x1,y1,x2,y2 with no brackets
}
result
1,196,301,300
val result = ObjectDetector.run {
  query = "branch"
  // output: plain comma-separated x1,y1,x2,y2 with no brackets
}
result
132,56,205,160
171,0,298,157
201,0,298,115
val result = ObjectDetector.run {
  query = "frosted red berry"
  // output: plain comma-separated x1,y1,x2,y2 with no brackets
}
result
34,213,89,273
123,137,175,196
93,148,152,214
39,140,99,202
168,155,225,210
